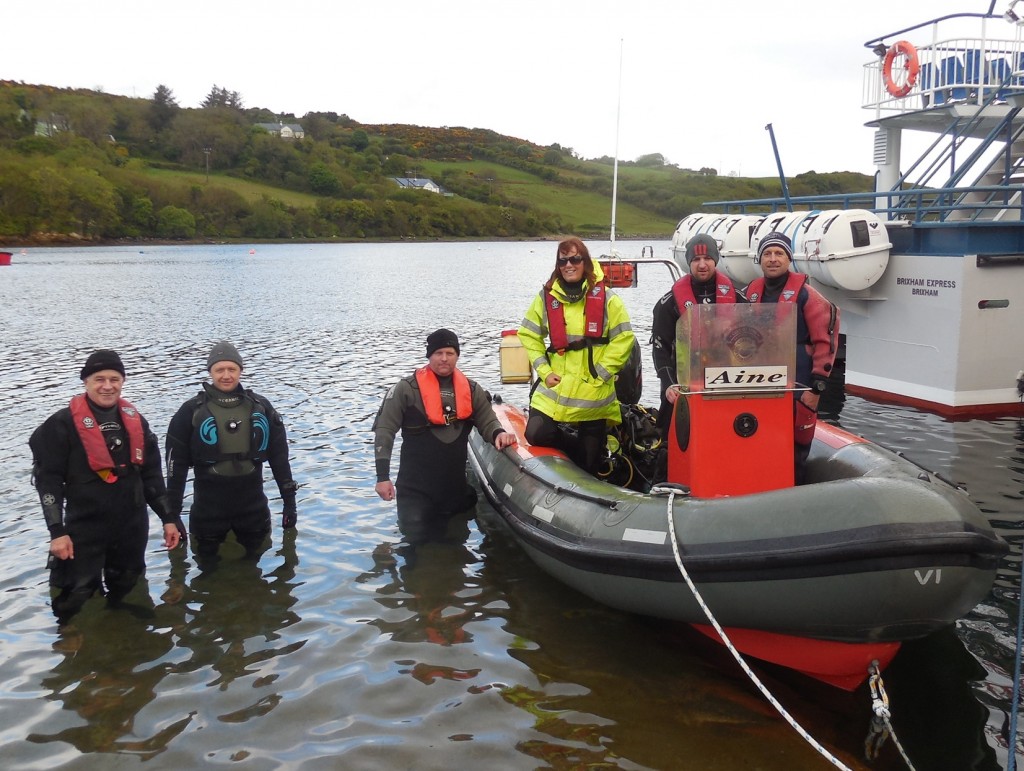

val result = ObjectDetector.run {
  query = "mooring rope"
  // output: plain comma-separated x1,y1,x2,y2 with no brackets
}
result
655,485,854,770
864,662,916,769
1008,536,1024,771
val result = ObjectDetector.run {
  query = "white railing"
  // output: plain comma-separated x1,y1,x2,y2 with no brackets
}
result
863,29,1024,114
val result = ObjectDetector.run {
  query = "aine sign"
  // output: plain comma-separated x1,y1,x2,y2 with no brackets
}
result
704,365,788,391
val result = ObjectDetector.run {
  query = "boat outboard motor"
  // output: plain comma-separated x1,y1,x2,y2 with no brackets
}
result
667,304,797,496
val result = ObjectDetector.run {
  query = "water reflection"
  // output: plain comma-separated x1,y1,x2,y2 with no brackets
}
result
2,244,1022,769
27,582,187,756
475,505,874,770
882,629,1001,770
360,508,484,683
27,534,302,757
165,533,302,697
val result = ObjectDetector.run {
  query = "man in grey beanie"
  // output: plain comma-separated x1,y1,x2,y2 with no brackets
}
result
165,341,298,570
206,340,244,372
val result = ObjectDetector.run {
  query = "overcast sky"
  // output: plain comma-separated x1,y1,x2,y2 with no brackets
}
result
6,0,1003,176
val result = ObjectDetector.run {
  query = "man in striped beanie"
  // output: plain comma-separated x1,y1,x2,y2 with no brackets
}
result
747,232,840,482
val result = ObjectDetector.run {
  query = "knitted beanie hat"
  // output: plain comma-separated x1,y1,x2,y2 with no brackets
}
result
426,328,460,357
79,349,126,380
207,341,244,371
757,231,793,261
685,234,720,265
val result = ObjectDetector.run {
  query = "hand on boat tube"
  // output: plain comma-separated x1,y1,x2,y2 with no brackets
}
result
798,392,820,412
795,395,819,446
375,480,396,502
494,432,517,450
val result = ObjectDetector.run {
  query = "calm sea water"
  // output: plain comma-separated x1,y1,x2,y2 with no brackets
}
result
0,242,1021,770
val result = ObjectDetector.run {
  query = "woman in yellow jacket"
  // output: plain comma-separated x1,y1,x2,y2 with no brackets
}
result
517,237,635,474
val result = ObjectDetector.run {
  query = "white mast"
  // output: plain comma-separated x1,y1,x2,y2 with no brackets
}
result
609,38,623,257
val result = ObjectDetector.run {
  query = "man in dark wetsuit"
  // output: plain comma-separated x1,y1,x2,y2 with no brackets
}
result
650,235,744,480
373,328,516,542
165,341,297,569
29,349,182,625
651,233,749,481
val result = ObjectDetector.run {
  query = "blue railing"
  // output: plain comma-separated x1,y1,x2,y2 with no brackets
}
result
702,186,1024,224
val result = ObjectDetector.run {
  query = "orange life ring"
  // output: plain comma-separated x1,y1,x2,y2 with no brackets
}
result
882,40,920,98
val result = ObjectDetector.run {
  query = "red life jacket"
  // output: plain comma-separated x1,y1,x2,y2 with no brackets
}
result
746,272,808,304
414,366,473,425
672,274,737,309
545,284,606,352
68,394,145,483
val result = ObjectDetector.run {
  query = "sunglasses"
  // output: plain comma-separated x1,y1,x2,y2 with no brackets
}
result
557,255,584,266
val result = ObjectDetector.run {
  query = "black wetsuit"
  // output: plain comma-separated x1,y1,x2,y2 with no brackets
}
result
30,398,172,623
373,371,503,541
166,383,295,568
651,274,746,431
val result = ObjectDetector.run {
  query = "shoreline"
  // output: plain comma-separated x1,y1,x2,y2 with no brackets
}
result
1,233,672,249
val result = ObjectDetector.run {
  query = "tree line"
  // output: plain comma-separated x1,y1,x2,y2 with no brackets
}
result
0,81,871,242
0,82,573,241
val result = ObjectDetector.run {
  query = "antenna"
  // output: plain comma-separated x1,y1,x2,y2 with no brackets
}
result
609,39,623,256
765,123,793,213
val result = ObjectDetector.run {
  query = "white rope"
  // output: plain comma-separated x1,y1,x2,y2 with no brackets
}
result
656,486,853,770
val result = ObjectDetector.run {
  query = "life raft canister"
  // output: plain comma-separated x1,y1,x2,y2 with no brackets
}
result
882,40,920,98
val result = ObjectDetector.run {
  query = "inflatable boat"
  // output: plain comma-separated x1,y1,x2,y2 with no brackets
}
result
469,305,1006,689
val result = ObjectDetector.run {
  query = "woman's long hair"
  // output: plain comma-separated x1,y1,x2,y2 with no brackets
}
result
543,237,597,292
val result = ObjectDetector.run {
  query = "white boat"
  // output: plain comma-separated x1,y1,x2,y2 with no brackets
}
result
678,4,1024,417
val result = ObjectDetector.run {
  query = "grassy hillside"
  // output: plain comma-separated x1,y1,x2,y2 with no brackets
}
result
418,159,677,236
0,81,873,243
143,167,323,209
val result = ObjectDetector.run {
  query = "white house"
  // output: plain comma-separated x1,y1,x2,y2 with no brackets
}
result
392,177,443,194
254,122,305,140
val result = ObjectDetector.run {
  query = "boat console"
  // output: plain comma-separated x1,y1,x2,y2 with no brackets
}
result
667,304,797,496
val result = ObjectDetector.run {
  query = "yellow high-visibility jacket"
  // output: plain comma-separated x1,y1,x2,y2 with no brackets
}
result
517,263,634,425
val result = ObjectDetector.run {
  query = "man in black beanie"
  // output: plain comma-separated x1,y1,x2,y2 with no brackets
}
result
373,328,515,542
165,340,297,570
29,349,182,626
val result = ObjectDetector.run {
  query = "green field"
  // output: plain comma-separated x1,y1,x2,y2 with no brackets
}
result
419,160,678,236
143,166,322,208
143,163,674,236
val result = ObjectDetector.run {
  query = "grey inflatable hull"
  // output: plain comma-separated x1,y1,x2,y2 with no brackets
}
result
469,404,1005,647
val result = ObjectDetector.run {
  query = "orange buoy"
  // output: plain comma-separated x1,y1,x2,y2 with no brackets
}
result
882,40,920,98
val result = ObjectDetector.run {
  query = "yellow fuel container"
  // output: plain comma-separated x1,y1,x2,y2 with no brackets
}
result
499,329,532,384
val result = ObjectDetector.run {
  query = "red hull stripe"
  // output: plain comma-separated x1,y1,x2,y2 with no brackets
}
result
691,624,901,690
